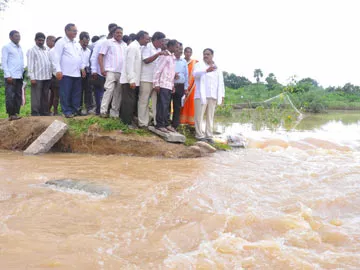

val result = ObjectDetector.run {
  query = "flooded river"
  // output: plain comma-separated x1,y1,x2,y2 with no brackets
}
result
0,111,360,269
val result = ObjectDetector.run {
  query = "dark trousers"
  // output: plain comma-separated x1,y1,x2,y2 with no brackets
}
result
80,73,94,112
5,79,23,116
90,75,105,115
59,75,81,116
134,86,139,117
120,83,137,125
31,80,51,116
156,88,172,128
49,75,60,114
172,83,185,129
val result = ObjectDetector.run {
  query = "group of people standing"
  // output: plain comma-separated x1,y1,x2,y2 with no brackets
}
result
1,22,225,142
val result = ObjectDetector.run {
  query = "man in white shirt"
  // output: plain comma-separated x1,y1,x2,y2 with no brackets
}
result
1,30,24,121
53,23,83,118
98,26,126,118
138,31,167,127
89,24,118,115
120,30,150,127
27,32,52,116
78,31,93,115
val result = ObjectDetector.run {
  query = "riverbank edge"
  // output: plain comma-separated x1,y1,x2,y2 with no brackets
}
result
0,117,209,158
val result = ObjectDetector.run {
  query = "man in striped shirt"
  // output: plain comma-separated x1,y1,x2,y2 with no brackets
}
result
27,32,52,116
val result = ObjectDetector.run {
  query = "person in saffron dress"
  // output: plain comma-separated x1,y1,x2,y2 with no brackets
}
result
193,48,225,143
180,47,198,125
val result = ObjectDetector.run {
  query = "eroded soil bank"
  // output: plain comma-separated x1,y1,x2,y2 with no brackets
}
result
0,117,203,158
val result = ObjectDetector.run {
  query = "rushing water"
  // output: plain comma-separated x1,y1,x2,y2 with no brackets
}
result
0,111,360,269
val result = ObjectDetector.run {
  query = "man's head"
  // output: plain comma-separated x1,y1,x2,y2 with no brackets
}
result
112,27,123,42
175,42,183,59
167,39,178,54
79,31,90,48
9,30,20,44
34,32,46,48
129,33,136,43
64,23,77,40
46,35,56,48
184,47,192,60
122,35,130,45
161,38,169,51
136,30,150,46
91,35,100,44
203,48,214,64
108,23,117,32
151,31,166,49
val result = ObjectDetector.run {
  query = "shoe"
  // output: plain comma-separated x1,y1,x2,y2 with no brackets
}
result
206,138,215,144
128,124,136,130
166,126,176,133
99,113,108,118
196,137,207,142
64,114,74,118
156,127,169,133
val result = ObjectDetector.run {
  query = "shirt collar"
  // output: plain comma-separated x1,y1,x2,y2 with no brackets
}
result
10,41,20,48
64,36,75,43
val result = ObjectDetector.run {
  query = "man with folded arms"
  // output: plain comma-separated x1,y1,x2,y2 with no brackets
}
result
27,32,52,116
98,26,126,118
120,30,150,127
1,30,24,121
53,23,83,118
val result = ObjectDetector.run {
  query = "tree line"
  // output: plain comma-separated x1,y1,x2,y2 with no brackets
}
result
223,69,360,94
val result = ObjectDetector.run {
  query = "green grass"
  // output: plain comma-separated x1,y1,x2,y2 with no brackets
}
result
66,116,151,137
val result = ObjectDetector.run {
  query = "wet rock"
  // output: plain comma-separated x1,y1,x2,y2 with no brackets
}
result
191,141,217,157
45,179,111,196
148,126,186,143
227,134,247,148
24,120,68,155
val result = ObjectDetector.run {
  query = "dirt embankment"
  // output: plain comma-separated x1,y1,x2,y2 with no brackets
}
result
0,117,203,158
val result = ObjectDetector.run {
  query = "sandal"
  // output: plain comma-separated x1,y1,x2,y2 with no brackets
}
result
166,126,176,132
156,127,169,133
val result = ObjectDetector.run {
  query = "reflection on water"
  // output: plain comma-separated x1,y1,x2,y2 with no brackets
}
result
0,111,359,269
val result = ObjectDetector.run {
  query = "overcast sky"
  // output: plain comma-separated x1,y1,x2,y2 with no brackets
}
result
1,0,360,87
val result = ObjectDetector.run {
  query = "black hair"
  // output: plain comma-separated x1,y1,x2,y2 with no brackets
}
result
65,23,75,32
54,37,62,44
9,30,19,38
177,42,183,47
46,35,55,41
122,35,130,43
34,32,45,40
91,35,100,43
136,30,149,41
152,31,165,41
184,47,192,53
108,23,117,32
203,48,214,55
79,31,90,40
111,26,123,35
129,33,136,41
167,39,178,48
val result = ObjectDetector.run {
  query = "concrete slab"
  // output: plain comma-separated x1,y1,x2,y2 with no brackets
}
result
148,126,186,143
24,120,68,155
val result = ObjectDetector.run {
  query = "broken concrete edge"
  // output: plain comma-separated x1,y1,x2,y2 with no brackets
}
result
24,120,68,155
148,126,186,143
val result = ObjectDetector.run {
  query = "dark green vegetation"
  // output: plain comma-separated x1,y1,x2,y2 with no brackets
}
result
223,71,360,113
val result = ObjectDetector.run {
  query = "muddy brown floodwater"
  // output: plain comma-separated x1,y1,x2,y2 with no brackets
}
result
0,111,359,269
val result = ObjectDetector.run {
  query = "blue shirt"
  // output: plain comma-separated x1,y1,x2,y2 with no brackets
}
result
174,58,188,89
1,42,24,79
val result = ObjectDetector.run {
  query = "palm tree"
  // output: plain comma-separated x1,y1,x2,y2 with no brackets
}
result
253,69,263,83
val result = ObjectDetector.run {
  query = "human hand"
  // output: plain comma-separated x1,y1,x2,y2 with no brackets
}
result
92,73,98,80
154,86,160,93
56,72,63,80
101,69,107,77
6,77,13,84
206,66,217,73
174,72,180,80
130,83,137,89
81,69,86,78
31,80,37,85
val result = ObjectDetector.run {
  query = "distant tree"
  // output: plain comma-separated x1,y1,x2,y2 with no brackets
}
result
253,69,263,83
223,71,251,89
296,77,319,92
342,83,360,93
265,73,280,90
